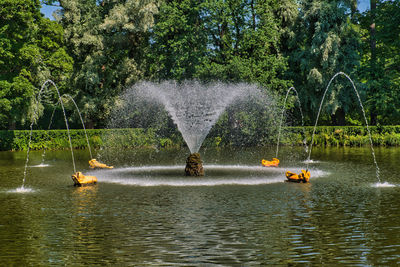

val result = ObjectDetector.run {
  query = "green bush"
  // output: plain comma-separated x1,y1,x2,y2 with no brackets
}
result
0,129,159,151
282,126,400,147
2,125,400,151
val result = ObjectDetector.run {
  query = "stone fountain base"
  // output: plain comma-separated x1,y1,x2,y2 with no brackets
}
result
185,153,204,176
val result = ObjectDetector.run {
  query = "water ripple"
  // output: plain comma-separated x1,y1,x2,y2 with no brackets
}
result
7,186,36,193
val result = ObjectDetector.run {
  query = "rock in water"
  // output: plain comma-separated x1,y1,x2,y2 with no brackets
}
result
185,153,204,176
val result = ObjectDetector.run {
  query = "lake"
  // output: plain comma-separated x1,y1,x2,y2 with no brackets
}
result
0,146,399,265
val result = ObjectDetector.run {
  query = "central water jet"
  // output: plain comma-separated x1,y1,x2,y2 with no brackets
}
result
110,80,268,176
137,81,256,153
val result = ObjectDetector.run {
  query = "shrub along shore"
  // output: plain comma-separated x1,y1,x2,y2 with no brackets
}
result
1,126,400,151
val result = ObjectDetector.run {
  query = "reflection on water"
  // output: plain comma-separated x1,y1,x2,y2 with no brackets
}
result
0,147,399,265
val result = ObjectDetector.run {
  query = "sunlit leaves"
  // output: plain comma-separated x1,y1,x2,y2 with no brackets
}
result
0,0,73,129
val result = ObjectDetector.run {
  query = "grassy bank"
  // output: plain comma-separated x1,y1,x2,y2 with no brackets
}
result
2,126,400,151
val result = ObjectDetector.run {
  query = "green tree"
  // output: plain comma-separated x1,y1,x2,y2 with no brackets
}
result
287,0,361,125
148,0,207,81
58,0,158,128
149,0,292,89
359,0,400,125
0,0,73,129
196,0,290,91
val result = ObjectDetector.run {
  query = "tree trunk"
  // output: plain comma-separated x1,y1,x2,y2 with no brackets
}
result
370,0,377,125
8,121,16,130
331,107,346,126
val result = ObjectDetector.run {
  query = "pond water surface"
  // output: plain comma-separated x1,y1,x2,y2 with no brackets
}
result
0,146,399,265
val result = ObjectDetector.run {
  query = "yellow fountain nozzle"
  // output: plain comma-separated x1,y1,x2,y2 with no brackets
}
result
89,159,114,169
261,158,280,167
71,171,97,186
285,169,310,183
301,169,311,183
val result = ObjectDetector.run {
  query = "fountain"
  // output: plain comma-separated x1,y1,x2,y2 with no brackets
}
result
22,80,76,190
22,80,100,188
20,74,381,186
108,80,272,176
263,86,307,167
61,94,113,172
38,94,94,166
306,72,381,182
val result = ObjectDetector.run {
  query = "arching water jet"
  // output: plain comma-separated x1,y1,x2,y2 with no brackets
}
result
62,94,111,171
22,80,76,189
62,94,93,159
275,87,307,159
263,87,307,168
39,94,94,166
22,81,100,188
307,72,381,182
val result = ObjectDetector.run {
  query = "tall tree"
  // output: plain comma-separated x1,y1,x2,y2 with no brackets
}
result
287,0,361,125
369,0,377,124
148,0,207,81
196,0,290,91
359,0,400,124
58,0,158,127
0,0,73,129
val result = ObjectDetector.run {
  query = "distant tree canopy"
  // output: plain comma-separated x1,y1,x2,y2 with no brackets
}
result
0,0,400,130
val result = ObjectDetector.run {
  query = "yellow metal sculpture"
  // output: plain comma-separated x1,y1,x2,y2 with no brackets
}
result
285,169,310,183
261,158,280,167
89,159,114,169
71,172,97,186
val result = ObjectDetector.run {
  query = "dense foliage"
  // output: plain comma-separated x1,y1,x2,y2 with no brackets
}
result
0,0,72,129
58,0,157,127
287,0,361,124
0,0,399,133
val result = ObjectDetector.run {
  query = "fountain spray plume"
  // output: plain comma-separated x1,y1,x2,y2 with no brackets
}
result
22,80,76,188
114,80,264,153
108,80,271,176
142,81,260,153
307,72,380,182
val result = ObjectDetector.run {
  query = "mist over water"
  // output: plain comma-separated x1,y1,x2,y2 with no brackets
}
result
109,80,273,153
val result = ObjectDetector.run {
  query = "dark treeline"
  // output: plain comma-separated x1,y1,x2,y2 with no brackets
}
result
1,0,399,130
